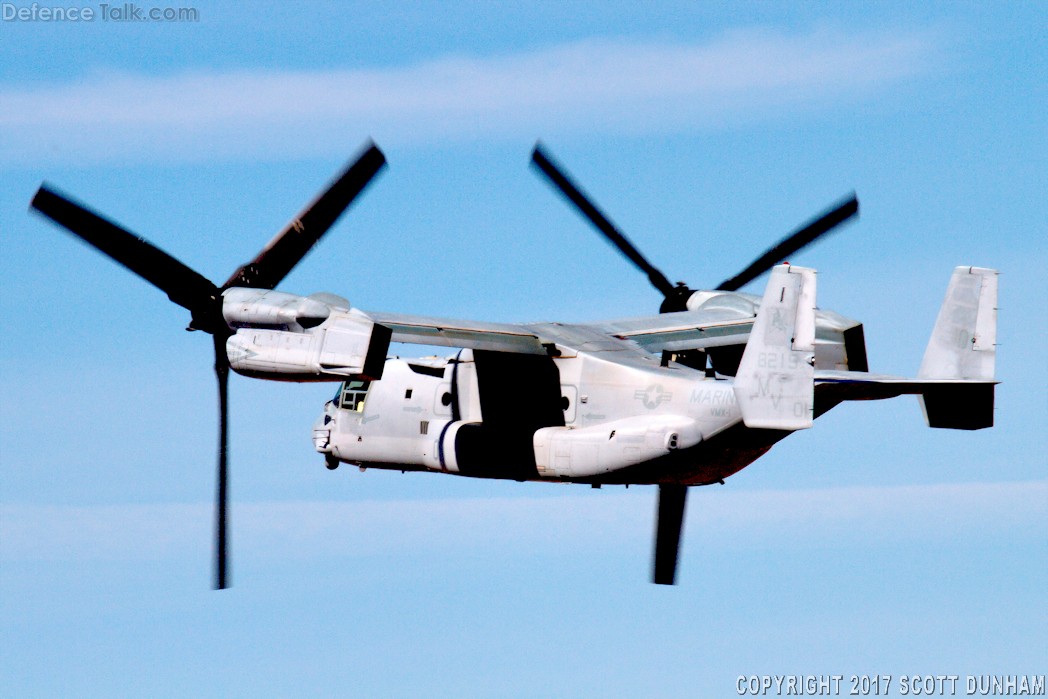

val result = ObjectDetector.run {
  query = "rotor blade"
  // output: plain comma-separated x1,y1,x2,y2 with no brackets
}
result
224,142,387,290
652,484,688,585
213,335,231,590
30,185,220,317
531,143,677,298
716,193,859,292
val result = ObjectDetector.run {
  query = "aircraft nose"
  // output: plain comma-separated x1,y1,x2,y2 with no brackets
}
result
312,405,335,452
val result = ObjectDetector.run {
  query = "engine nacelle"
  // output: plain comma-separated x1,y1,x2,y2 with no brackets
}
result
534,415,702,478
222,287,338,331
226,312,391,381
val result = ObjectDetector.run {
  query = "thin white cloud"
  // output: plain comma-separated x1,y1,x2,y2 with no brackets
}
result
0,28,942,165
2,481,1042,562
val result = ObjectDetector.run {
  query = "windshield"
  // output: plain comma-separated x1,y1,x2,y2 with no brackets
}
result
338,380,371,412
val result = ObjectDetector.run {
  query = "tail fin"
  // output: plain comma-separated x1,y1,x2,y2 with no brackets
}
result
919,266,997,380
918,266,998,429
733,264,816,430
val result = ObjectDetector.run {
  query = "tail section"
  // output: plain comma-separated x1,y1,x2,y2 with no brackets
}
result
918,266,998,429
733,264,816,430
813,266,998,431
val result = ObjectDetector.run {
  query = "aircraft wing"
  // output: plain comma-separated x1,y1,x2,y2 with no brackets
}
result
367,311,548,355
580,308,755,353
368,307,765,359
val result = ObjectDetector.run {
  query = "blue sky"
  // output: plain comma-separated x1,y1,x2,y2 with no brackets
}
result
1,2,1045,697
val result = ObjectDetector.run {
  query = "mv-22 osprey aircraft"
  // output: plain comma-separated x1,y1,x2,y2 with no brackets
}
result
30,141,998,590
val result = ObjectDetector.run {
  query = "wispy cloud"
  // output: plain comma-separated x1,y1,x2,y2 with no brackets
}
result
0,28,942,165
3,481,1041,563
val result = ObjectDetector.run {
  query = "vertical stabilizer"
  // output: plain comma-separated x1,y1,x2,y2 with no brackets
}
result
733,265,817,430
918,266,998,430
919,266,997,380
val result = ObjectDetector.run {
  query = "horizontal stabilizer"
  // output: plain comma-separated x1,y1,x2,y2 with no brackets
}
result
815,373,997,430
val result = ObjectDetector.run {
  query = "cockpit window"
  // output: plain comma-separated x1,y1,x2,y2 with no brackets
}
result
338,380,371,412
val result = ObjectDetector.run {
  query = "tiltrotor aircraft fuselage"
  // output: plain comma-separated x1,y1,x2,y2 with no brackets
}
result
30,142,998,589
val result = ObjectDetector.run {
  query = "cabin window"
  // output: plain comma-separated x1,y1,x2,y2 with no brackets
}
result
338,380,371,412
